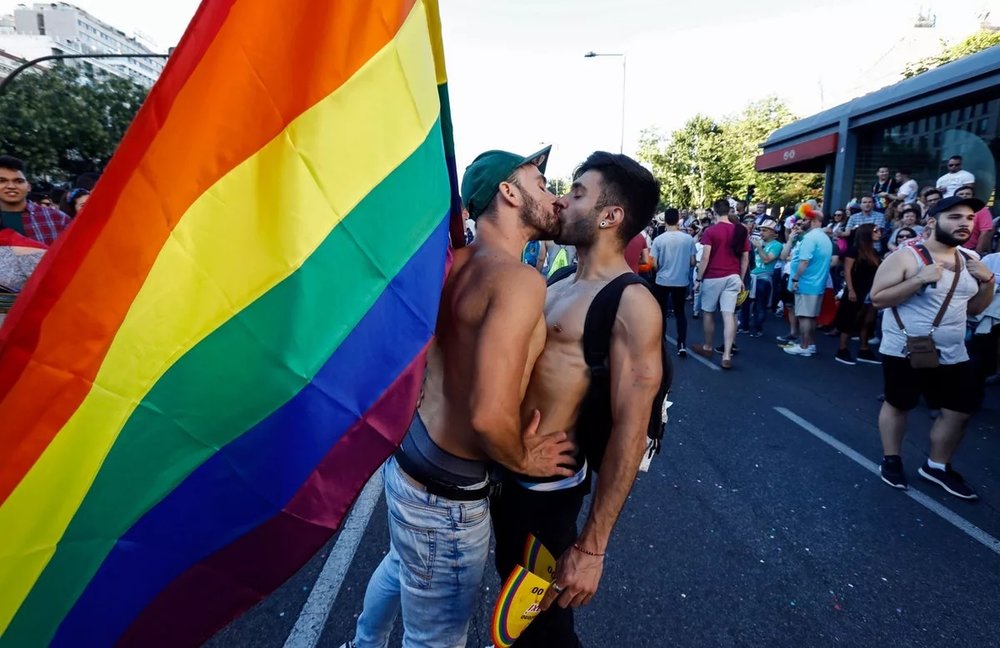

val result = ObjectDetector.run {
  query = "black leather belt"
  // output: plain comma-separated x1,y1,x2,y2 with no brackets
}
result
393,450,491,502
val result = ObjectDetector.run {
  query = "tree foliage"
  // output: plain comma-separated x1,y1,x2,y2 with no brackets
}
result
903,29,1000,79
638,96,823,208
0,64,148,182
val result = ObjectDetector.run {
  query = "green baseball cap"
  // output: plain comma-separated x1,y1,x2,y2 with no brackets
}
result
461,145,551,220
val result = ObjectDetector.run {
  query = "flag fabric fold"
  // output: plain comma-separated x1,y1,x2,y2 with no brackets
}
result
0,0,458,645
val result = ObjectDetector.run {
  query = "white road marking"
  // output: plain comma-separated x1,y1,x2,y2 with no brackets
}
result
774,407,1000,557
666,335,721,372
284,470,385,648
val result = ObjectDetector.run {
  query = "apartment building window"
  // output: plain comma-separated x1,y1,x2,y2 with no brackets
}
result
36,13,45,35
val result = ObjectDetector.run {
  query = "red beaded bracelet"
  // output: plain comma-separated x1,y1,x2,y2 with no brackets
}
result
573,543,606,557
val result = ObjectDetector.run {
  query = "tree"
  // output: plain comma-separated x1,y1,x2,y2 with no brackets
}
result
0,64,148,182
638,97,823,208
902,29,1000,79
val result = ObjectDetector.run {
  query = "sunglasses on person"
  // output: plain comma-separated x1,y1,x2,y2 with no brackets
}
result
947,162,960,168
896,234,915,241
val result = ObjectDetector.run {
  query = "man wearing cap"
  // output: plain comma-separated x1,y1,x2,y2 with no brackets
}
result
783,207,832,358
492,152,663,648
748,219,783,337
871,195,996,500
349,147,576,648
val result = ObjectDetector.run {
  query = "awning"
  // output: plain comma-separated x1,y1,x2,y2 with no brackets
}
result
755,133,838,172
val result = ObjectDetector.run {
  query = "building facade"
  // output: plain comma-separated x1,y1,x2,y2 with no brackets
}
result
1,2,164,86
756,44,1000,217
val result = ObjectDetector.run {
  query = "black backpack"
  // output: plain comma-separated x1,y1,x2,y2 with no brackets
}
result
548,266,673,471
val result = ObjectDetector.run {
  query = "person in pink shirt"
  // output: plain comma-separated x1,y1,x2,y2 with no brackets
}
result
693,198,750,369
954,186,994,254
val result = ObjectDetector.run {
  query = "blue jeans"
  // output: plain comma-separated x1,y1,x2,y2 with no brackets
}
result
355,456,491,648
750,277,773,334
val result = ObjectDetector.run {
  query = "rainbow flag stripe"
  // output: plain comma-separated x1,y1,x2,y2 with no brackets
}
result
0,0,458,645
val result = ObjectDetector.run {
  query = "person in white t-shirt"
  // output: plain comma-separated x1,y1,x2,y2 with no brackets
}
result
936,155,976,198
892,169,919,204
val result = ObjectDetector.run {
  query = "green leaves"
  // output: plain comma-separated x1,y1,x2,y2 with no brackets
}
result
903,30,1000,79
0,65,148,182
638,97,822,208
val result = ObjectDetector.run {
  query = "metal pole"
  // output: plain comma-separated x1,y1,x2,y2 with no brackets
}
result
0,53,170,97
620,55,627,154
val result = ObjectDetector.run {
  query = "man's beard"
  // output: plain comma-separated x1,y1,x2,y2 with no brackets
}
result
933,225,969,248
518,190,559,238
555,208,598,246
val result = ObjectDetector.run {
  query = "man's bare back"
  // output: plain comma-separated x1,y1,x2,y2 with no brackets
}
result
419,244,547,461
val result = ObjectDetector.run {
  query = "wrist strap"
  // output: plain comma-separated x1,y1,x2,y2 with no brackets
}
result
572,543,606,557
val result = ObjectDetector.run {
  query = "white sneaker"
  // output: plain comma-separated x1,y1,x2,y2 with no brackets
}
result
783,344,815,357
868,336,881,346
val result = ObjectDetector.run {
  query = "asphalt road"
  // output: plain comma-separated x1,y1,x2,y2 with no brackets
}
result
208,307,1000,648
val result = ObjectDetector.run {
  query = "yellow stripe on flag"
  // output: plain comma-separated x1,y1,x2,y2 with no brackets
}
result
0,3,439,631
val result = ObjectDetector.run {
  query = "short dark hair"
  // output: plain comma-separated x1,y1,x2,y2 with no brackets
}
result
712,198,730,215
574,151,660,246
899,167,911,176
0,155,26,174
922,186,942,200
664,208,680,225
901,203,922,219
949,155,962,162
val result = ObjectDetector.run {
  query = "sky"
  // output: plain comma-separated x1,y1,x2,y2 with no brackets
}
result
2,0,998,178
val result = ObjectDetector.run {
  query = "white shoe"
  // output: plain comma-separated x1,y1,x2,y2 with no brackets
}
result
868,336,881,346
783,344,814,357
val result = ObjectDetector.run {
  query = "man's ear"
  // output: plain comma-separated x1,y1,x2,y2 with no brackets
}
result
497,180,522,209
603,205,625,229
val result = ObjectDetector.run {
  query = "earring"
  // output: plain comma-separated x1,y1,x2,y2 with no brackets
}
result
600,221,608,228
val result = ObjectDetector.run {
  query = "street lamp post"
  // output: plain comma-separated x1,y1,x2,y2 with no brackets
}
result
0,52,171,97
584,51,626,154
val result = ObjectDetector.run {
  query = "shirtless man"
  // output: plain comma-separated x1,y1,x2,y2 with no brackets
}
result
491,152,664,647
350,147,576,648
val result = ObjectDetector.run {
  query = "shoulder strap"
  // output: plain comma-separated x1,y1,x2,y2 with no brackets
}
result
582,273,646,372
931,250,964,329
913,243,934,266
892,244,933,332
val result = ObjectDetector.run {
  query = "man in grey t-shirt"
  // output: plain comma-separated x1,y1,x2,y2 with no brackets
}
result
650,208,697,356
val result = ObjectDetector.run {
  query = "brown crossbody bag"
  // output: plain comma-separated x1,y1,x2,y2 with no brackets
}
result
891,249,963,370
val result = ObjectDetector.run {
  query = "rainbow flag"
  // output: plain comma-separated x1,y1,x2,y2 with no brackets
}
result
0,0,460,645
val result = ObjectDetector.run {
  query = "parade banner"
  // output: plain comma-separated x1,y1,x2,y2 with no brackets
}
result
0,0,459,645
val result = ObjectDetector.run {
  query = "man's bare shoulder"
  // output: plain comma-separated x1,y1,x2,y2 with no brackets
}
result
616,283,661,327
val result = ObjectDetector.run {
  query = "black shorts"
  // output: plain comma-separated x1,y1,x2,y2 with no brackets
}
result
882,356,979,414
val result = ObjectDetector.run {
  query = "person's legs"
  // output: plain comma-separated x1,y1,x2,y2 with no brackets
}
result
737,296,751,332
668,286,688,345
751,279,771,334
878,401,908,456
699,278,724,352
354,540,402,648
702,311,716,352
928,409,971,464
859,306,875,352
492,479,587,648
721,311,737,359
358,457,490,648
799,316,817,349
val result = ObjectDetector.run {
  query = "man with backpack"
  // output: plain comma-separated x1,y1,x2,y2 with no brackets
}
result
490,152,666,648
871,195,996,499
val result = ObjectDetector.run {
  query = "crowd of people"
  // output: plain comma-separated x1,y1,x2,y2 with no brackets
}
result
605,158,999,504
4,142,998,646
